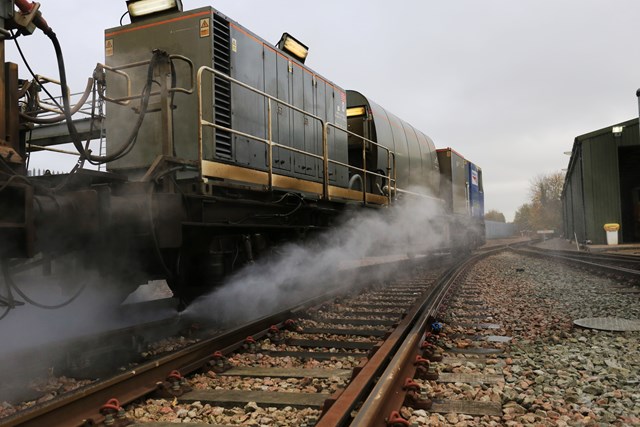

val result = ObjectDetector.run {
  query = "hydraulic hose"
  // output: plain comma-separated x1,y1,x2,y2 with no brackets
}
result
46,27,161,165
1,259,87,310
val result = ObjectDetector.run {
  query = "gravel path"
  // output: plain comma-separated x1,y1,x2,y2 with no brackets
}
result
406,251,640,426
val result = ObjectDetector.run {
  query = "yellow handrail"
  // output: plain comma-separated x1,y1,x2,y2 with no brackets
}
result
196,65,396,205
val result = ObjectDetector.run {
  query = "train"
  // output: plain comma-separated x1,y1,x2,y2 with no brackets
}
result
0,0,484,310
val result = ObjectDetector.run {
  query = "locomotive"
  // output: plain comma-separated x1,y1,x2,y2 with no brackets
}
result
0,0,484,310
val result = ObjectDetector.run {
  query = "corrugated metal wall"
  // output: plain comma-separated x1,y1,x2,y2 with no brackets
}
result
581,127,622,243
562,118,639,244
563,151,586,243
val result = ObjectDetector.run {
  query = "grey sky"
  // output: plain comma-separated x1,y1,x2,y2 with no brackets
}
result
7,1,639,220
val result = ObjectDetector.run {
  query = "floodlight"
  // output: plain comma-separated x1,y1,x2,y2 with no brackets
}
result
126,0,183,21
277,33,309,63
612,126,624,136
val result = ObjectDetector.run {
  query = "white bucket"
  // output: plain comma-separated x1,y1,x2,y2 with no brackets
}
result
606,230,618,245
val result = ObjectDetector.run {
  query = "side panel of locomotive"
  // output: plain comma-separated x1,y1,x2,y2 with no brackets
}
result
226,20,348,186
105,7,348,188
104,9,210,173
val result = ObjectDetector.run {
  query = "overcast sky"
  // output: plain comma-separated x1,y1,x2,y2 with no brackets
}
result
7,0,640,220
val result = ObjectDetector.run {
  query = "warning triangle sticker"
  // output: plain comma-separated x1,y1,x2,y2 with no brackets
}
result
200,18,210,37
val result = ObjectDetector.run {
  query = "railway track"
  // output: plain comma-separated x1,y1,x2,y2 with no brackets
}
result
5,243,636,426
0,254,455,427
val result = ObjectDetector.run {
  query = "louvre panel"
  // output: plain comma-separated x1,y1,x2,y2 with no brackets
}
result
213,14,232,159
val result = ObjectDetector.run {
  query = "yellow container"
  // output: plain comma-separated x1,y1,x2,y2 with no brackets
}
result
603,223,620,231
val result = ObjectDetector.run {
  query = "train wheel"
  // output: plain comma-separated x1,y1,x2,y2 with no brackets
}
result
168,239,230,307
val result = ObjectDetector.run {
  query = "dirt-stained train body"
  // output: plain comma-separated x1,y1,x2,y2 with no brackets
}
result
0,2,484,307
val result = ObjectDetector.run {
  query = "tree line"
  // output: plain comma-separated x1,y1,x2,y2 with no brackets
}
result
486,171,564,233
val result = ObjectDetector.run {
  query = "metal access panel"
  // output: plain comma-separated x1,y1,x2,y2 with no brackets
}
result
104,8,215,174
437,148,468,215
228,21,348,186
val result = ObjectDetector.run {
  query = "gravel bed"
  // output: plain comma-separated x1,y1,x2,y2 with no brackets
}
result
298,319,389,331
314,312,399,321
0,375,94,418
404,251,640,426
351,294,418,301
259,342,367,354
140,336,202,359
126,398,321,425
286,331,378,343
191,371,346,394
335,307,403,314
227,353,363,370
341,299,412,306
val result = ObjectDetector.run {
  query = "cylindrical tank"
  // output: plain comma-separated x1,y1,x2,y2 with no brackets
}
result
346,91,439,196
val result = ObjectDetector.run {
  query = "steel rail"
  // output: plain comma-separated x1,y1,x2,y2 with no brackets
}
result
315,249,501,427
512,246,640,279
0,297,330,427
348,249,500,427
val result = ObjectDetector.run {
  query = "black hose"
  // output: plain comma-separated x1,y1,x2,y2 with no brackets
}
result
1,259,87,310
46,28,161,165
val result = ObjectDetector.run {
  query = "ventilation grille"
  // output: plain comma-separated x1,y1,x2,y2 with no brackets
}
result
213,14,232,159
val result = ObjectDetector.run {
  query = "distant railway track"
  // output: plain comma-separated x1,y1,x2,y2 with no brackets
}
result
514,244,640,281
0,251,509,427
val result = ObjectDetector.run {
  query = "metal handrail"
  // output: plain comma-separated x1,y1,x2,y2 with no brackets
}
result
97,64,132,105
326,122,397,204
20,75,97,121
197,65,396,205
98,54,195,105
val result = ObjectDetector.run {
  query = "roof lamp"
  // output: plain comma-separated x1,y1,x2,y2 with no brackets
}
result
277,33,309,63
127,0,183,20
347,106,367,117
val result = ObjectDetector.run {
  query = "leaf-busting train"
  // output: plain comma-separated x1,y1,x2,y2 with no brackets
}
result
0,1,484,310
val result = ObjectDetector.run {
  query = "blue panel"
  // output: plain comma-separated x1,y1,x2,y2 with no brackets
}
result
466,162,484,219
